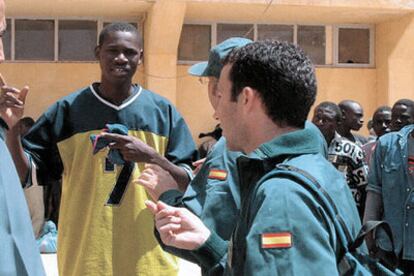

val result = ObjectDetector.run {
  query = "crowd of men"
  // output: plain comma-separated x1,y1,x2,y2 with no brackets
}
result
0,1,413,274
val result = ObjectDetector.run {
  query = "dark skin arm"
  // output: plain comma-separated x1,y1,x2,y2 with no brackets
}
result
0,74,30,183
99,132,191,190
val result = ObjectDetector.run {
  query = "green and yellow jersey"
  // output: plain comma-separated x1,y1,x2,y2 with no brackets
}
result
23,83,197,276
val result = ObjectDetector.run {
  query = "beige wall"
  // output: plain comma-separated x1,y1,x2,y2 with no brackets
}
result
376,13,414,107
0,63,144,119
178,65,377,143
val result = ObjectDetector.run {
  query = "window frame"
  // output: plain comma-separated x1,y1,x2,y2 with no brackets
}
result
4,16,143,63
178,21,375,69
178,21,328,66
333,24,375,68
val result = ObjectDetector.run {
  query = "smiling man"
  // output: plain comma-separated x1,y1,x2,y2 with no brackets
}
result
0,23,196,276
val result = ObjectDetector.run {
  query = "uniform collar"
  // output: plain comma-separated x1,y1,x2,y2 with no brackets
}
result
252,123,322,160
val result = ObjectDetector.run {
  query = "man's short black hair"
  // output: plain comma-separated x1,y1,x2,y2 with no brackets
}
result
19,116,35,128
373,105,391,118
98,22,142,47
394,98,414,109
316,101,342,122
223,40,316,128
338,99,362,112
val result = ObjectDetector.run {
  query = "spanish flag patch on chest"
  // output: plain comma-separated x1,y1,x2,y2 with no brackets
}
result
208,169,228,180
261,232,292,249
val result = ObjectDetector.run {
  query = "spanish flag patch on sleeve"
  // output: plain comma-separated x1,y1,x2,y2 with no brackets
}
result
208,169,228,180
261,232,292,249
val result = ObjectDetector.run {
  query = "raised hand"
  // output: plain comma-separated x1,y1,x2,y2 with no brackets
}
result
0,73,29,129
135,164,180,201
146,200,211,250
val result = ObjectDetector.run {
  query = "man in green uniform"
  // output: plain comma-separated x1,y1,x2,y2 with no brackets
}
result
147,40,361,275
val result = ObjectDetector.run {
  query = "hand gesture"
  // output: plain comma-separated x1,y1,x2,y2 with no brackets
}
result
135,164,179,201
99,133,157,163
146,200,210,250
0,74,29,129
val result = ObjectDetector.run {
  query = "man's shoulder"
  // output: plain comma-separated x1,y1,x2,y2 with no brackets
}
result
258,154,341,194
139,87,175,107
55,85,92,104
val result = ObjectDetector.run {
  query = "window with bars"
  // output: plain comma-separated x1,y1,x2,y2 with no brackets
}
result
3,18,141,62
178,22,374,67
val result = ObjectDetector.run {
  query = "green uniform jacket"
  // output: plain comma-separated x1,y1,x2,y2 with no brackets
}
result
158,122,328,275
198,125,361,275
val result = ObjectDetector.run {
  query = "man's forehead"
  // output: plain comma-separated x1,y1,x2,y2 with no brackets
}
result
317,106,336,117
374,110,391,119
392,104,410,113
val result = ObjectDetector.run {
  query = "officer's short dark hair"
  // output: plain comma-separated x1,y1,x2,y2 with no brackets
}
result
316,101,342,122
223,40,316,128
98,22,142,47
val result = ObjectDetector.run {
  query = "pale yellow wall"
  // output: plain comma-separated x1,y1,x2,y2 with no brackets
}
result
144,0,186,104
376,13,414,107
176,65,216,144
178,65,377,143
0,63,144,120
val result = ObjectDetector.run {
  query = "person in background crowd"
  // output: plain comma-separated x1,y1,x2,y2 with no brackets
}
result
0,0,45,274
147,40,361,275
366,120,376,143
362,106,391,166
364,122,414,275
1,22,196,276
313,101,368,218
17,116,35,136
198,124,223,159
389,98,414,132
338,99,368,146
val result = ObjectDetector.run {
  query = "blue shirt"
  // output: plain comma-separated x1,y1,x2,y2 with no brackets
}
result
367,124,414,260
0,119,45,276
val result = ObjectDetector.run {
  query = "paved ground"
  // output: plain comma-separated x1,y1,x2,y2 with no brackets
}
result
41,254,201,276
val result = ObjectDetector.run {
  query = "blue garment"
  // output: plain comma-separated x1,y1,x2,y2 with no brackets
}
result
157,121,328,275
90,123,128,165
159,137,241,274
367,124,414,260
0,119,45,276
197,125,361,275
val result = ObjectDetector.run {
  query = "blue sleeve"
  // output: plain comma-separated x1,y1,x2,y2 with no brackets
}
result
164,105,198,172
241,179,339,275
366,141,382,194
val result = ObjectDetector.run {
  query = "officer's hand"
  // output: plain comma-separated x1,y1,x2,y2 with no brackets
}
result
136,164,179,201
146,200,211,250
0,74,29,129
100,133,158,163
